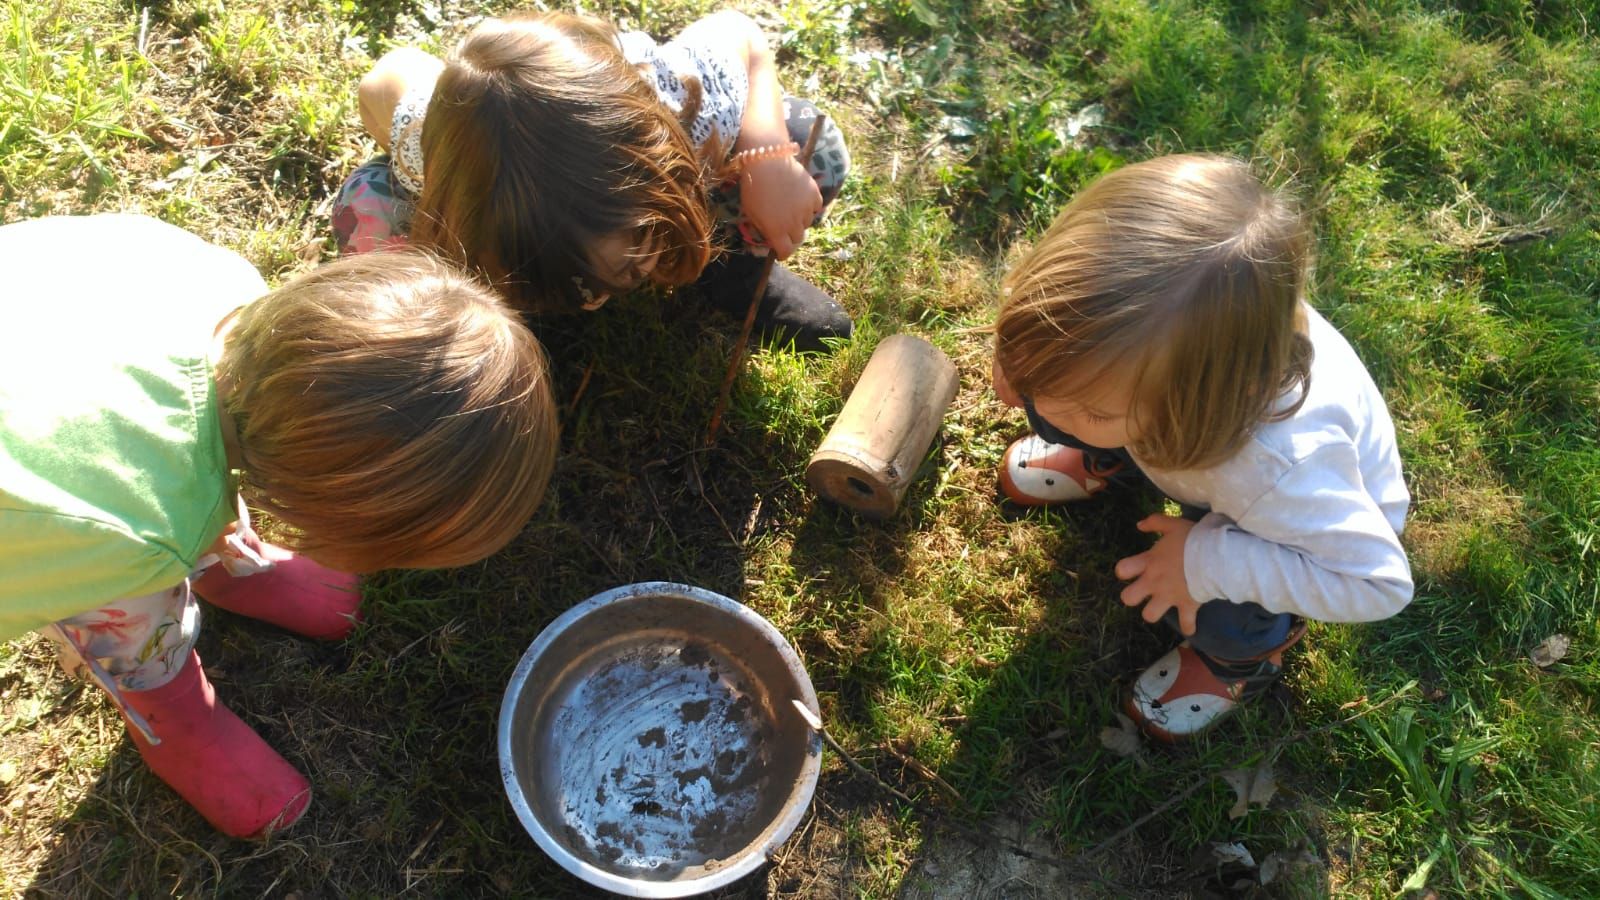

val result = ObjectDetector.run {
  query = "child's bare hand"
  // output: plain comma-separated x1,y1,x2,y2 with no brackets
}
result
1115,514,1203,634
739,157,823,259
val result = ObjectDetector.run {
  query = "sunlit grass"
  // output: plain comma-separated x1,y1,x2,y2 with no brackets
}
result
2,0,1597,895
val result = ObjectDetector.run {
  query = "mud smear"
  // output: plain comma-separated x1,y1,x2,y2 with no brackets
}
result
529,633,813,883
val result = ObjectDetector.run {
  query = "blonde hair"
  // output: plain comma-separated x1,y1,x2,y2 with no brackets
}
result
996,154,1313,470
411,12,714,314
218,250,559,571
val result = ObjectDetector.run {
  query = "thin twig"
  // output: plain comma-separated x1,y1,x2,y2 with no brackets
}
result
639,466,682,548
255,873,285,900
564,359,596,416
705,114,828,446
800,684,1417,891
688,457,740,548
883,741,964,803
812,718,919,807
1082,684,1414,860
1077,779,1213,861
793,702,1121,887
400,817,445,868
741,493,764,543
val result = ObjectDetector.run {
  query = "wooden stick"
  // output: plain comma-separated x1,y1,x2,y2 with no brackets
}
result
705,113,829,446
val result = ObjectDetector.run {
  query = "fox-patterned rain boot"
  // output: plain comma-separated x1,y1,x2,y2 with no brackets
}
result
1125,619,1308,741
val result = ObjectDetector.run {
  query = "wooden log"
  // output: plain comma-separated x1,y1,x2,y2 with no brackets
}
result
806,334,960,519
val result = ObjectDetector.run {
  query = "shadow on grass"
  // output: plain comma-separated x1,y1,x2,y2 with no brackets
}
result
918,486,1334,894
785,466,944,728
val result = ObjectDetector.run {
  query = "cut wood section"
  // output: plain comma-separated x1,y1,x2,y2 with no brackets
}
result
807,335,959,519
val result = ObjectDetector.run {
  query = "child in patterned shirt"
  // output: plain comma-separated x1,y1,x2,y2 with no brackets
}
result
334,10,854,350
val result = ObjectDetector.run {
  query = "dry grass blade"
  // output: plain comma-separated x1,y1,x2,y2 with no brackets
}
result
1429,182,1563,250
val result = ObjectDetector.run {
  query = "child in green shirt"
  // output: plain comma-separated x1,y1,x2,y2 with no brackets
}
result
1,215,558,837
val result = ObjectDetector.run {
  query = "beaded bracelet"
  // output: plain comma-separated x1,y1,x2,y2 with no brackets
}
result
734,141,799,170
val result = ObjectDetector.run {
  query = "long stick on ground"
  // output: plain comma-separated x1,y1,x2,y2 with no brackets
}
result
705,114,828,446
791,685,1416,891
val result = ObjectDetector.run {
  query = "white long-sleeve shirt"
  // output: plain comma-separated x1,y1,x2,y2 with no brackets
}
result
1133,307,1413,623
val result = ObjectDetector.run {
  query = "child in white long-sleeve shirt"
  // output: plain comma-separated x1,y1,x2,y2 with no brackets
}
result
991,154,1411,739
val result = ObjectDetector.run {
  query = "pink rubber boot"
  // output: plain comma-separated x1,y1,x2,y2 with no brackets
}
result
194,542,361,640
120,650,311,838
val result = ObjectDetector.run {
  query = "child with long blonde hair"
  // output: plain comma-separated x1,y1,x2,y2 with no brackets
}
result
992,155,1412,739
333,9,853,350
1,215,558,837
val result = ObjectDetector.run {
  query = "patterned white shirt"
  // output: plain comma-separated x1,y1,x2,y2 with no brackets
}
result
388,27,748,198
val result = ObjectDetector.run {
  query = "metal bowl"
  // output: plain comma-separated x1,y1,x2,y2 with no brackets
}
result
499,582,822,897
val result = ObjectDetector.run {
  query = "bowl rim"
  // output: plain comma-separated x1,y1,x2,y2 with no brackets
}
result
497,581,822,898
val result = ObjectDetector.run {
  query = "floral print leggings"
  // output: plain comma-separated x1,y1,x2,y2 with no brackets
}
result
40,499,272,740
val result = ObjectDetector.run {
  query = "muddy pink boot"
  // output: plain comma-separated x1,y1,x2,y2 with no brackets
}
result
121,651,311,838
194,542,361,640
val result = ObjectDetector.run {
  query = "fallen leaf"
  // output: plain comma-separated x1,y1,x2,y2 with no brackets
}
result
1220,762,1278,819
1098,712,1145,764
0,761,15,784
1530,633,1571,668
1064,102,1106,147
1211,841,1257,869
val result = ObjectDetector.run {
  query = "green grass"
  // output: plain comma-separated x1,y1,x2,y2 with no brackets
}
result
4,0,1599,896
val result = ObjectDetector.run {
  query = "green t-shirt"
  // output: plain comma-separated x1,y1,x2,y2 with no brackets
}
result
0,214,267,640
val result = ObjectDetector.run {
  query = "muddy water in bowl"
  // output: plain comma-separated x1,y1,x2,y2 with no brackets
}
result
548,638,782,872
500,583,821,897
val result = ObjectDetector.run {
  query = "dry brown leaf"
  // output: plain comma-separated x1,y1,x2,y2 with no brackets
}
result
1098,712,1145,765
1530,634,1571,668
1220,762,1278,819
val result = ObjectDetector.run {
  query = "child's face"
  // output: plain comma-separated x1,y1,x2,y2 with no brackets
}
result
581,230,662,310
1030,367,1143,450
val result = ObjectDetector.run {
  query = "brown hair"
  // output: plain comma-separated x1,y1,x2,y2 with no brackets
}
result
218,250,559,571
410,12,714,314
996,154,1313,470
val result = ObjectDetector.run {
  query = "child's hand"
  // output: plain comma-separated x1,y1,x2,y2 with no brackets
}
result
739,156,824,260
1115,514,1204,634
